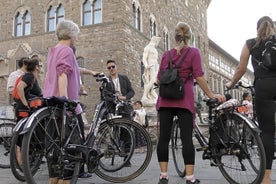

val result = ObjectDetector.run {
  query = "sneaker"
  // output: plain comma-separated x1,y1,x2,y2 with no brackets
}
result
158,178,168,184
186,179,200,184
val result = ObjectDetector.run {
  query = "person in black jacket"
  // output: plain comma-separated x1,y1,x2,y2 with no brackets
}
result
105,59,135,117
226,16,276,184
106,60,135,102
106,59,135,166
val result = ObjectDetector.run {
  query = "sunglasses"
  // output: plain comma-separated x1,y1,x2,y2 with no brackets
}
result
107,65,116,70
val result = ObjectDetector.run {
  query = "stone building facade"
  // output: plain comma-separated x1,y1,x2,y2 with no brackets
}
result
208,39,254,100
0,0,212,119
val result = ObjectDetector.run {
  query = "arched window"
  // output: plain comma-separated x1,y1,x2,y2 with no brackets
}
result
149,17,156,38
56,4,65,24
132,2,141,31
82,0,102,26
24,11,31,35
93,0,102,24
163,27,169,50
83,0,91,25
15,12,22,36
47,6,55,31
46,4,65,32
15,10,31,37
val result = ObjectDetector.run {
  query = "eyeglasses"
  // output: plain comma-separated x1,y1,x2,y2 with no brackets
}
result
107,65,116,70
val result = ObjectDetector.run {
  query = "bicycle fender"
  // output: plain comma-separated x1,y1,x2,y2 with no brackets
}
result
19,107,49,135
233,112,261,133
13,117,28,133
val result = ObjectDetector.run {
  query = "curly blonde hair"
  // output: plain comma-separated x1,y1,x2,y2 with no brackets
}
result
174,22,192,55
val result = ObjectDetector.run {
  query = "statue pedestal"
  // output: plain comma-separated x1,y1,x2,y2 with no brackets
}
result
143,104,158,126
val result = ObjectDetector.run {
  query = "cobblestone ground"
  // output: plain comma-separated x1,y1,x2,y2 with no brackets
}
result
1,149,276,184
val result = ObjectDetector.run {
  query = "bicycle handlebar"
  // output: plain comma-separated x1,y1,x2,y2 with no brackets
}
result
95,73,110,83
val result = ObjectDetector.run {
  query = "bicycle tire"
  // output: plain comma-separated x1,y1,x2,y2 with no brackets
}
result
10,117,26,181
0,120,15,168
216,113,266,184
21,107,81,184
97,122,135,172
171,119,185,177
95,118,152,183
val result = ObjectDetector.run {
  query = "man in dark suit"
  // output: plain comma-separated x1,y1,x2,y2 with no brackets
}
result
106,59,135,108
106,59,135,166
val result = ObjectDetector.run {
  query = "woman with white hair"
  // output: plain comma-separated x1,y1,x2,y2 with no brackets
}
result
43,19,89,184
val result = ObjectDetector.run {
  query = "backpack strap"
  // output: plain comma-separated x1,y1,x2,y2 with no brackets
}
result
167,48,191,69
167,48,192,84
176,48,191,68
167,51,174,69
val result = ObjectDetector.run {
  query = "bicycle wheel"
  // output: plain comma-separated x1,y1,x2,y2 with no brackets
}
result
0,119,15,168
217,113,265,184
97,122,135,172
21,107,81,184
171,119,185,177
10,118,28,181
95,118,152,183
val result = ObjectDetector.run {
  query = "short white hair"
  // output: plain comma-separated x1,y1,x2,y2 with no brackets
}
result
56,20,80,40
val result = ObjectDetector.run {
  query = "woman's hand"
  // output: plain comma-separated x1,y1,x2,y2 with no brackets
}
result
211,94,226,103
225,82,234,89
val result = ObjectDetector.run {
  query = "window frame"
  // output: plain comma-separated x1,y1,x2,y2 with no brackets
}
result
14,10,31,37
46,4,65,32
82,0,102,26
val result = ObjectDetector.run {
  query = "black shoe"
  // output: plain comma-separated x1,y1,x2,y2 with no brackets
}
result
78,172,92,178
186,179,200,184
158,178,168,184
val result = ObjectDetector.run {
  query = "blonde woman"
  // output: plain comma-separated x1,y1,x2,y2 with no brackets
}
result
156,22,225,184
226,16,276,184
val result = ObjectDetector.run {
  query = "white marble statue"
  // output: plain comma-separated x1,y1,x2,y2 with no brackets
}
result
141,36,161,105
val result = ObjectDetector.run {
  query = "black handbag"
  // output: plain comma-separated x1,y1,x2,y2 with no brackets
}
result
159,48,191,99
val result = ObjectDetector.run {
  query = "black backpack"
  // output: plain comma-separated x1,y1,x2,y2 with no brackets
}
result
259,35,276,71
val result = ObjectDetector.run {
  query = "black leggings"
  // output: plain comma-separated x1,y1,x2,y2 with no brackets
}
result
157,108,195,164
255,78,276,169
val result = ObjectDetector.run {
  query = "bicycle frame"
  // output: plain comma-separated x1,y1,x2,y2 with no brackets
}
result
172,97,266,184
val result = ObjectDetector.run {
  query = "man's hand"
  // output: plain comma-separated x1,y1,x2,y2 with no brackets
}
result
118,95,126,101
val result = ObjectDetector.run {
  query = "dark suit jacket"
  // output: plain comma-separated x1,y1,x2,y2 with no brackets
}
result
105,74,135,100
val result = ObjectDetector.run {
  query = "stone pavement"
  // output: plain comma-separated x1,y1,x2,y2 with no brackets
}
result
1,150,276,184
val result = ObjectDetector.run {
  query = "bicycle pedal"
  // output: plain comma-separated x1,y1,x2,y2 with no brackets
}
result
99,153,104,158
202,151,211,160
104,150,114,158
196,148,203,151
